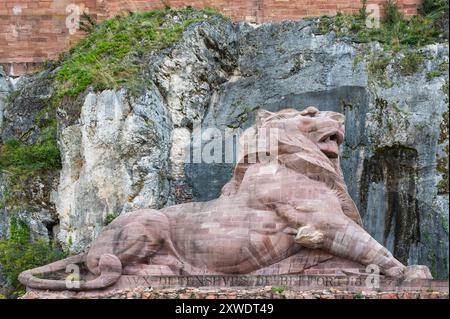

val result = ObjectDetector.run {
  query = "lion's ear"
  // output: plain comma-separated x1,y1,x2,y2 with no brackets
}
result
300,106,319,117
256,109,274,126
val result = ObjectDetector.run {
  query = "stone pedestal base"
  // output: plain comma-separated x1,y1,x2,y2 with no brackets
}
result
24,274,448,299
22,282,449,299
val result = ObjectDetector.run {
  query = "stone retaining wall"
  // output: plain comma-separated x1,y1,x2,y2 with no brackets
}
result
21,286,449,299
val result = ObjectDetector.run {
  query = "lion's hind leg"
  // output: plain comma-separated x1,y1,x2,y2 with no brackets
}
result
114,221,166,265
106,212,186,276
81,254,122,290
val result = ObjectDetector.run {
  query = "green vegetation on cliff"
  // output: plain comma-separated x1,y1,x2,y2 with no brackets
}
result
317,0,448,89
0,217,65,297
0,80,61,215
316,0,447,49
55,7,225,98
0,127,61,173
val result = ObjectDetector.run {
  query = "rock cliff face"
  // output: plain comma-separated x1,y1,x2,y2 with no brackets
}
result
0,69,60,243
0,16,448,280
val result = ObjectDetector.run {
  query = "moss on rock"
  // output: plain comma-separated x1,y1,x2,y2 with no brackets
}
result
398,52,424,76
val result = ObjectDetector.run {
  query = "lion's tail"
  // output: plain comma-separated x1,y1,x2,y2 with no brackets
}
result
18,253,122,291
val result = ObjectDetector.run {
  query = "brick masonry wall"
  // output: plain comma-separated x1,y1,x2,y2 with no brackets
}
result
0,0,421,75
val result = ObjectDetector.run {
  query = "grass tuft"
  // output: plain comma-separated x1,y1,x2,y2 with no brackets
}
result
0,217,66,297
0,126,61,173
398,52,424,76
315,0,447,48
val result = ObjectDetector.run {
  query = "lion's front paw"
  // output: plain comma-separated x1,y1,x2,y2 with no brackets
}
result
403,265,433,281
384,266,404,278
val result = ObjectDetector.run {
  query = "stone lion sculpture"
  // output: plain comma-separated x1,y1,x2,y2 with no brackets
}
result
19,106,431,291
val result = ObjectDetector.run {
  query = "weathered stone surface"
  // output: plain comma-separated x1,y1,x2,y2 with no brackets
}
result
0,66,11,242
55,89,173,252
0,66,11,134
403,265,433,281
20,285,449,300
0,68,61,295
0,70,59,243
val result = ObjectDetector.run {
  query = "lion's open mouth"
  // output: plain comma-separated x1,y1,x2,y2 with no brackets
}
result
317,131,343,158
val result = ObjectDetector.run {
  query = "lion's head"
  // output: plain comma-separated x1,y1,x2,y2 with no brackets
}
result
233,106,346,178
256,106,345,160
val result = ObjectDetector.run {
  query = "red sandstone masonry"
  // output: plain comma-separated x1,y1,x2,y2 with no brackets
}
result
21,286,449,299
0,0,420,76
